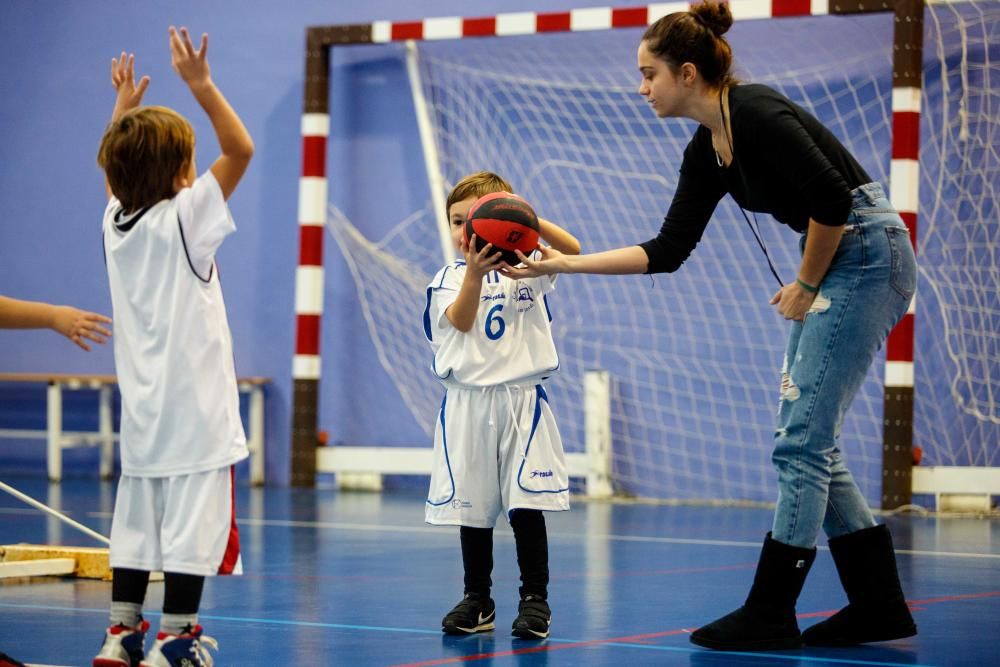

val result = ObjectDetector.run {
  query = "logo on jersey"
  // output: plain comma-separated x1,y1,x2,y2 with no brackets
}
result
451,498,472,509
515,285,537,314
529,470,553,478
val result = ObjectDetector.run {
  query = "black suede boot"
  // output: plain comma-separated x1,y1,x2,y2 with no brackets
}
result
690,533,816,651
802,524,917,646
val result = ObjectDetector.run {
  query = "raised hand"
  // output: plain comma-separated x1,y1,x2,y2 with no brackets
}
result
167,25,254,201
169,26,210,88
110,52,150,121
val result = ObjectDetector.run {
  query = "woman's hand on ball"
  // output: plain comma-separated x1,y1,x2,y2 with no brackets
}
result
501,245,565,278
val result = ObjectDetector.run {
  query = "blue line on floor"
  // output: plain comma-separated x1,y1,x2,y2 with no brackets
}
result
0,602,932,665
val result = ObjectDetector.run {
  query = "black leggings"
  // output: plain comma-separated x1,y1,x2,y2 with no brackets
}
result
461,509,549,599
113,568,205,614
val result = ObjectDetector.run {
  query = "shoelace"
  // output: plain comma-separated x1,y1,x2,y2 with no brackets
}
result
184,634,219,667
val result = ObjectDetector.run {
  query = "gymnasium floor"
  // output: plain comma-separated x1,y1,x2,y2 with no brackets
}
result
1,477,998,666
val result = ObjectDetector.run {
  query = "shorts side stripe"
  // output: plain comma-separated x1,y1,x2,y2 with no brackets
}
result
217,466,241,574
516,386,569,495
426,394,457,506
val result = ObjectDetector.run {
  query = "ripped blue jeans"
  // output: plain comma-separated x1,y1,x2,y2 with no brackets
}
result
771,183,916,548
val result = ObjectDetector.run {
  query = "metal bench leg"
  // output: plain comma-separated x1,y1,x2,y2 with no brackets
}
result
99,385,114,480
249,386,265,486
47,382,63,482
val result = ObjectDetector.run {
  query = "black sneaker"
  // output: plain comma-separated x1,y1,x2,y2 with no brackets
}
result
511,594,551,639
442,593,496,634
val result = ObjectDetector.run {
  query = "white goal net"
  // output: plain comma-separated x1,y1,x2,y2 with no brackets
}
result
915,0,1000,466
328,2,999,502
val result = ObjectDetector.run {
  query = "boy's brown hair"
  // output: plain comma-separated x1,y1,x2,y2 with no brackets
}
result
97,106,195,213
446,171,514,216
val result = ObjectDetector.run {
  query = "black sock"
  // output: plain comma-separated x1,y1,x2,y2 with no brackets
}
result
460,526,493,598
112,568,151,605
110,567,150,627
511,510,548,599
163,572,205,615
160,572,206,636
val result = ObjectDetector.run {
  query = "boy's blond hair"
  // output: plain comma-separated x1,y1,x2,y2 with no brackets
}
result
446,171,514,216
97,106,194,213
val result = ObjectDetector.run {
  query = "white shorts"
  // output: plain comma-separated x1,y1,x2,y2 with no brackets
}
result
426,383,569,528
109,466,242,576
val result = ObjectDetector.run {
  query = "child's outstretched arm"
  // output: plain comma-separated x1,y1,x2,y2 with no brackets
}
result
537,218,581,255
169,26,254,200
0,296,112,351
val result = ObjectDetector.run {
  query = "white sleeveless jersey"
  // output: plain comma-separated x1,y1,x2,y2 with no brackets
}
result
423,259,560,387
103,171,248,477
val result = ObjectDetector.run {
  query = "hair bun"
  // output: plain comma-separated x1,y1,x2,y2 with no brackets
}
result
691,1,734,37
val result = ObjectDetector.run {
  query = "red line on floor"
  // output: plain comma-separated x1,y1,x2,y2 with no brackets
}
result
907,590,1000,605
390,628,694,666
798,590,1000,619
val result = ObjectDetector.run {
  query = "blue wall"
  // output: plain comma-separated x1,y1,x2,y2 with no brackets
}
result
0,0,614,484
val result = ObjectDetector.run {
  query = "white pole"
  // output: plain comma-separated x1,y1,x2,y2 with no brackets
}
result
584,369,614,498
405,40,455,264
47,382,62,481
99,384,114,480
0,480,110,545
249,384,265,486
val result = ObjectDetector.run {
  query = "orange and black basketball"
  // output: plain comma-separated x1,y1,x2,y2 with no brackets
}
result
464,192,540,265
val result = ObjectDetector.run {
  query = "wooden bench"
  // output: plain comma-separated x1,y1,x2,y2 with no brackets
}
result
0,373,269,485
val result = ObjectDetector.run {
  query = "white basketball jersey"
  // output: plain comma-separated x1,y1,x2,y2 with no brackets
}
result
103,171,248,477
424,260,559,387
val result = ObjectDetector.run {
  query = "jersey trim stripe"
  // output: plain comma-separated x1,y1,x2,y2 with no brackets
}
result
424,263,462,342
423,286,434,342
177,216,214,284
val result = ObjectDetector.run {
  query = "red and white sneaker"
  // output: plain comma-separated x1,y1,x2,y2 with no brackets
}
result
139,625,218,667
93,619,150,667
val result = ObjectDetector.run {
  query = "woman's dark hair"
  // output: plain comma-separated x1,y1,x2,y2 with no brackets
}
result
642,1,736,88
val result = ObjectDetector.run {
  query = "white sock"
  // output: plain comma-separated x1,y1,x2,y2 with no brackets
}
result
160,613,198,637
109,601,143,628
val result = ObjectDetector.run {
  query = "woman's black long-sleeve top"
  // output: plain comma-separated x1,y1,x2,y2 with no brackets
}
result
639,84,872,274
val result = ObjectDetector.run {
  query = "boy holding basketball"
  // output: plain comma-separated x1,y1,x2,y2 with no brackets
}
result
93,26,252,667
423,171,580,639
